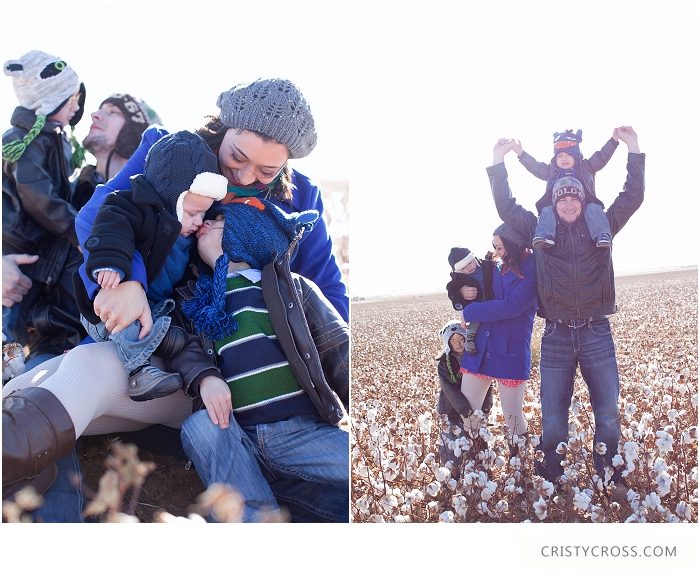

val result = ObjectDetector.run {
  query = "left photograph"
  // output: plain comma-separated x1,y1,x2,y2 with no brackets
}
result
2,2,350,523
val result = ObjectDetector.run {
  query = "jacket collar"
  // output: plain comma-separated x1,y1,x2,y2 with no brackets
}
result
10,106,62,135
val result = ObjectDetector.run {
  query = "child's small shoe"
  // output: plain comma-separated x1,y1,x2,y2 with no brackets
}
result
595,233,612,248
464,333,477,356
128,364,183,402
532,236,554,249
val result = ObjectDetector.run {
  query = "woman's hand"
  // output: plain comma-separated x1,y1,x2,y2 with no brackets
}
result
199,375,232,428
93,280,152,337
493,138,515,165
459,285,478,301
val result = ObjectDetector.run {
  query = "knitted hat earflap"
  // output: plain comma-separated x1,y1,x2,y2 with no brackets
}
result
70,126,87,170
2,114,46,162
181,254,239,341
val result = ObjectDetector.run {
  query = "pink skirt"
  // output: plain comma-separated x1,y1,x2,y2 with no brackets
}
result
459,367,526,388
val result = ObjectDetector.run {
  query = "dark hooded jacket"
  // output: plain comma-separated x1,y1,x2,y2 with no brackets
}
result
446,255,495,310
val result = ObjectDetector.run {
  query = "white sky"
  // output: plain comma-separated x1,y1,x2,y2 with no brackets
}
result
351,1,699,297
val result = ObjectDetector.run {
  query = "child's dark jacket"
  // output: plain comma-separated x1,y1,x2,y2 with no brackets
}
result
446,256,494,310
75,174,181,324
436,350,493,422
518,137,618,215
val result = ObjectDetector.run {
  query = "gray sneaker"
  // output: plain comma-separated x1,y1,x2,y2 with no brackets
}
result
128,365,183,402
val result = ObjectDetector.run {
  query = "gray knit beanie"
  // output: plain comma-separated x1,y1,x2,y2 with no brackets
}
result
4,50,84,123
216,78,317,159
142,131,226,222
493,223,527,246
552,176,586,206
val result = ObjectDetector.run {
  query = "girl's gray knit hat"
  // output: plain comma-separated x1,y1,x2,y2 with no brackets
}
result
4,50,84,123
216,78,317,159
439,320,467,355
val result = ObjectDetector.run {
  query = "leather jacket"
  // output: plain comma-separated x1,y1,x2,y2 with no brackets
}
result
168,233,349,425
3,106,79,256
2,107,86,356
489,153,645,320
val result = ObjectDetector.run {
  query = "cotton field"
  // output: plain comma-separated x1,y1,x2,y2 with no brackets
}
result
350,270,698,523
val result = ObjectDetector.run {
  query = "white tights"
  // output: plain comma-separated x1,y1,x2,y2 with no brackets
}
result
2,342,193,436
460,372,528,439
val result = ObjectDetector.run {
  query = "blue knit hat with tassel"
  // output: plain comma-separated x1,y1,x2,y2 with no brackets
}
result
181,197,318,342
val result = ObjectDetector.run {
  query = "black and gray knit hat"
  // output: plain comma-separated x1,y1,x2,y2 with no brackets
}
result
142,131,227,222
552,176,586,206
98,93,162,159
4,50,85,124
493,223,527,246
448,247,476,272
216,78,317,159
552,129,582,161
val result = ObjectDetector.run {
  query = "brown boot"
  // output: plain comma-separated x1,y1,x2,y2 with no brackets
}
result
2,387,76,500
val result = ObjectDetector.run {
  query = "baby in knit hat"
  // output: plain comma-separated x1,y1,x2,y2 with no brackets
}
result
78,130,227,402
512,129,618,249
445,246,494,355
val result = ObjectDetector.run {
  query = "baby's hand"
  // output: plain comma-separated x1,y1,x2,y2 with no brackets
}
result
512,140,523,155
97,270,122,289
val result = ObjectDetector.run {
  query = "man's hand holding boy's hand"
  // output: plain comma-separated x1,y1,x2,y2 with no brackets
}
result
616,126,640,153
493,138,516,165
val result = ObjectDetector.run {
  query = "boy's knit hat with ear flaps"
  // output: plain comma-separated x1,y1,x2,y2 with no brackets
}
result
142,130,227,222
439,321,468,355
4,50,85,123
181,197,319,342
98,93,162,159
217,78,317,159
448,247,476,272
552,129,582,161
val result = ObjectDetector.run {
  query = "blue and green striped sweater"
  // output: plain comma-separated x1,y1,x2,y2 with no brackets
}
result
215,271,317,426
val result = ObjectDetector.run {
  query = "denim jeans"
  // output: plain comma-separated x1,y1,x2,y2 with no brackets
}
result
181,410,349,522
536,317,621,480
2,304,18,342
81,298,174,373
536,203,611,242
32,443,86,523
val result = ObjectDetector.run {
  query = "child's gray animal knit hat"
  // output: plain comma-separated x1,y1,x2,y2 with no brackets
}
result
4,50,84,122
216,78,317,159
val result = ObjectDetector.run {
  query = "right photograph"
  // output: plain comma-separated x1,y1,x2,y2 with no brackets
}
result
349,2,698,525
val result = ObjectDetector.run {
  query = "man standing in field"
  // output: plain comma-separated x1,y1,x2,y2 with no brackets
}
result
486,127,644,485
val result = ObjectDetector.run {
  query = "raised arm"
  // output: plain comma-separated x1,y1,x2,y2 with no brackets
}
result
606,127,644,237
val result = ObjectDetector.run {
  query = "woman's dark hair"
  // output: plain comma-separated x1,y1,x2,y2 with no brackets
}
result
196,114,295,202
494,235,528,278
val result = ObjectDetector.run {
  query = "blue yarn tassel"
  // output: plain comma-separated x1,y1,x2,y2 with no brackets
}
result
182,255,238,341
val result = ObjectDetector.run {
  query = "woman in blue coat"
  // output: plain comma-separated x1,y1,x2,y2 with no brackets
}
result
458,223,537,449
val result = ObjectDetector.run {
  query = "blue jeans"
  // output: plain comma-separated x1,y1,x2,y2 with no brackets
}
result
32,444,87,523
181,410,349,522
81,298,174,373
535,203,611,242
536,317,621,480
2,304,18,342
